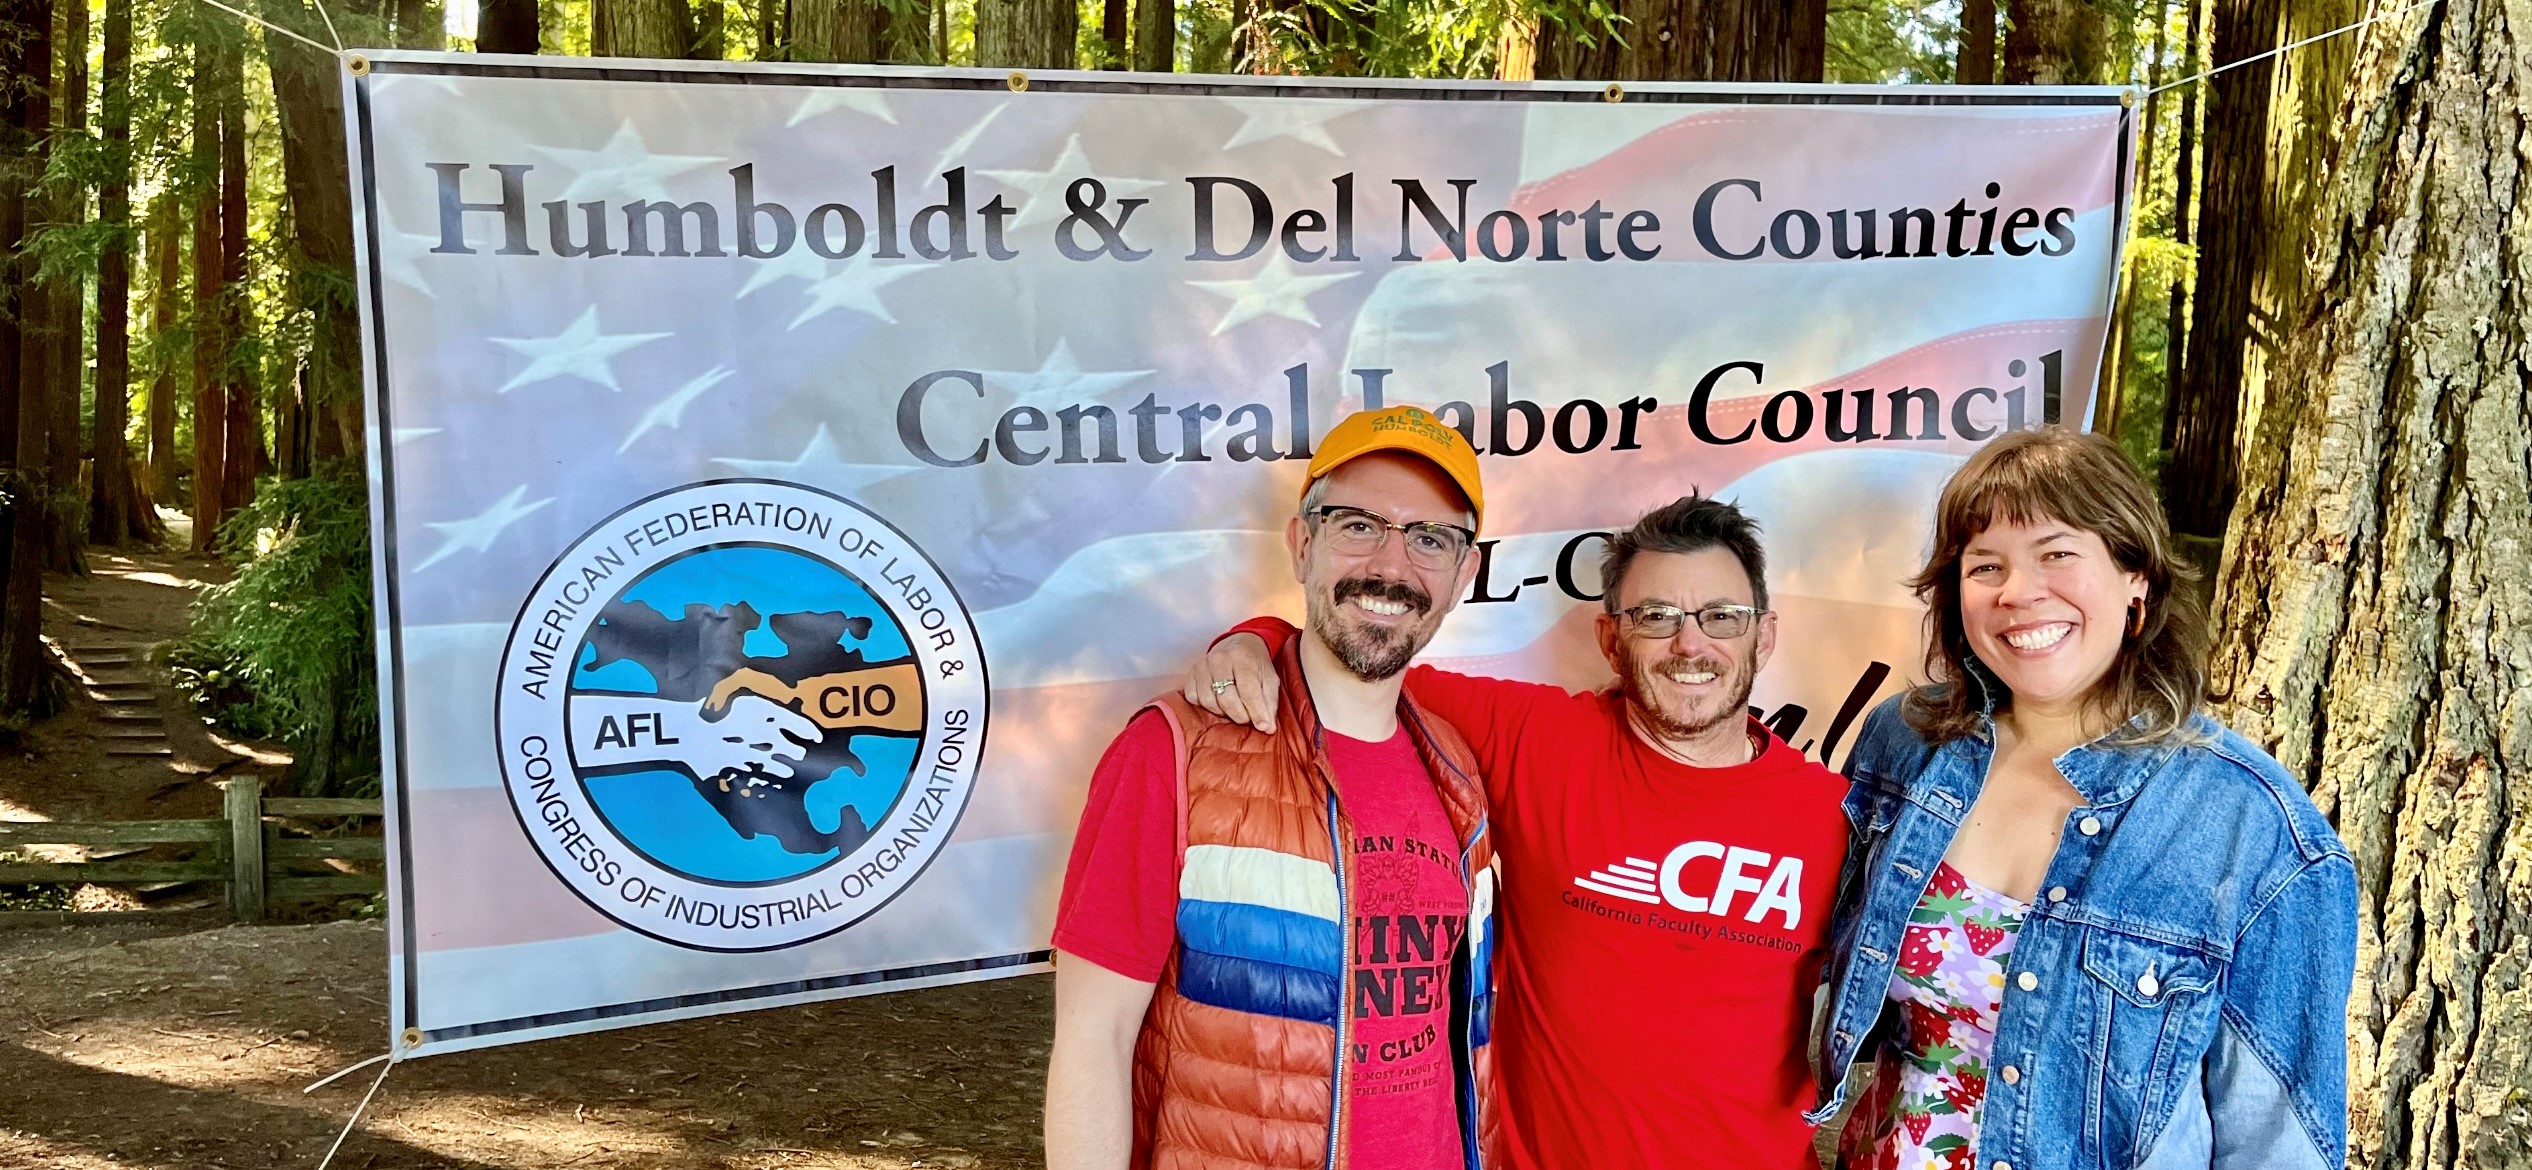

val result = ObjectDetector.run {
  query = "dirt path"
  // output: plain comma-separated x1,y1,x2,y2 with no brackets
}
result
0,919,1054,1169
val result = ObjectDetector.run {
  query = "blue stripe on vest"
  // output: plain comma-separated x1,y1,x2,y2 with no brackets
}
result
1177,947,1344,1026
1177,898,1343,976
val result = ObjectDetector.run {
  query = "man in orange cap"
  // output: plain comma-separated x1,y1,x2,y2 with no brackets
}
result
1045,406,1504,1170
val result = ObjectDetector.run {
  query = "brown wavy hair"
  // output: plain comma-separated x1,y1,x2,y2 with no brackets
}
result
1902,427,2209,744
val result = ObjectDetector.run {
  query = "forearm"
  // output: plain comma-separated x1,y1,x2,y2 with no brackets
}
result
1044,955,1154,1170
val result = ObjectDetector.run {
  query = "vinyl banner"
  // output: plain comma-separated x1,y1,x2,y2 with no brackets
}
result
347,53,2133,1055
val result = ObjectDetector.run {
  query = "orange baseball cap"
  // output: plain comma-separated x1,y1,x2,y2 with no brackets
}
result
1302,405,1485,532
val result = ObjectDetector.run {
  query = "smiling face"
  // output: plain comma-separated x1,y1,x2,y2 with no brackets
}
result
1958,517,2148,713
1288,453,1480,682
1593,546,1778,741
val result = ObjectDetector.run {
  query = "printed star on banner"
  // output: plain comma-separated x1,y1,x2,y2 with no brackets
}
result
532,122,722,204
391,427,442,447
377,228,447,299
980,340,1155,410
931,105,1010,177
1186,253,1360,335
788,258,937,328
490,307,672,394
787,89,897,127
978,134,1166,232
1218,98,1367,155
711,424,912,495
413,486,553,572
618,367,736,453
734,243,836,300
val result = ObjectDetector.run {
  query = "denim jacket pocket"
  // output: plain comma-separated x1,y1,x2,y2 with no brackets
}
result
2079,929,2224,1166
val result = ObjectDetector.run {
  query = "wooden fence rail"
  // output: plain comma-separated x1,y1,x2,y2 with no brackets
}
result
0,777,383,923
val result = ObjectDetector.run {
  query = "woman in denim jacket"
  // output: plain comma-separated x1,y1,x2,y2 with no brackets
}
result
1809,429,2357,1170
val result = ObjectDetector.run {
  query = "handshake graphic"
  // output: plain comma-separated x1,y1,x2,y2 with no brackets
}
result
575,692,826,788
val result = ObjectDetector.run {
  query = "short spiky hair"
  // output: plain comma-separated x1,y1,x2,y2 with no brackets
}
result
1599,494,1769,612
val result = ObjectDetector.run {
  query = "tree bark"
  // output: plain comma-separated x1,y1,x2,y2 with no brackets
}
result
145,195,179,501
1132,0,1169,70
974,0,1075,68
693,0,727,57
2097,0,2171,439
476,0,539,52
2160,0,2204,454
1956,0,1995,84
1537,0,1823,82
2162,0,2281,542
2000,0,2110,84
263,0,364,476
0,0,60,718
46,0,86,548
393,0,444,48
217,32,256,518
2207,1,2532,1166
190,36,227,553
90,0,136,545
789,0,886,61
598,0,694,56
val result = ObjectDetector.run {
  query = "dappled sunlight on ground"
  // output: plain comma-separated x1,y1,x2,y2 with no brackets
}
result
0,920,1049,1168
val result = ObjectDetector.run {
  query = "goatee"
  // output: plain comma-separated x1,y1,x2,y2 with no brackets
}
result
1621,644,1758,742
1308,577,1435,682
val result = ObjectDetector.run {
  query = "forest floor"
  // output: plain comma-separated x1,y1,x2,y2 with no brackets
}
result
0,531,1054,1169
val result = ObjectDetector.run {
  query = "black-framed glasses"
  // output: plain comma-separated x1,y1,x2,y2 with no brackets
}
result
1307,505,1475,571
1614,602,1768,640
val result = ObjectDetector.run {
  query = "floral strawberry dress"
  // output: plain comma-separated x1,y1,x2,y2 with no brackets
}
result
1838,860,2029,1170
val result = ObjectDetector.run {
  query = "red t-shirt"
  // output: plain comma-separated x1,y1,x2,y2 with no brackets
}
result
1053,710,1471,1170
1228,619,1850,1170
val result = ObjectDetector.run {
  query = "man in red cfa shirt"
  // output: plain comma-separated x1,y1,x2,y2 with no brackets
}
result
1187,495,1850,1169
1046,406,1502,1170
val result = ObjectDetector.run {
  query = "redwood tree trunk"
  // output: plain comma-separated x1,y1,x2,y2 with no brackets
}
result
598,0,694,56
789,0,887,61
263,0,364,472
145,195,178,501
2000,0,2110,84
2207,1,2532,1166
1956,0,1995,84
1133,0,1172,71
974,0,1074,68
1537,0,1823,81
0,0,58,718
90,0,135,545
217,33,256,518
190,36,227,553
2163,0,2282,544
476,0,538,52
45,0,87,562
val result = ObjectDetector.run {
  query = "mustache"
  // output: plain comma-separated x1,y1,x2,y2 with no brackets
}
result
1643,654,1731,677
1332,577,1433,616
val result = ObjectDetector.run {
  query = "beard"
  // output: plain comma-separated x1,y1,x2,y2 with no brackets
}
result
1618,638,1760,742
1305,575,1439,682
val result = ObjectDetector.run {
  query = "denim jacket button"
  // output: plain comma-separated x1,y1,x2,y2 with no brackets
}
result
1993,1161,2012,1170
2078,816,2102,836
2016,971,2038,992
2138,971,2161,997
2047,886,2067,903
1999,1064,2020,1085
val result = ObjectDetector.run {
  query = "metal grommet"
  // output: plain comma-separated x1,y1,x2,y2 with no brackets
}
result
1602,82,1624,103
1007,70,1030,93
2120,87,2138,107
399,1027,424,1050
346,53,371,77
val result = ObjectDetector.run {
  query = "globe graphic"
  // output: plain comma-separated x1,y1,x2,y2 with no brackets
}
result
565,543,922,886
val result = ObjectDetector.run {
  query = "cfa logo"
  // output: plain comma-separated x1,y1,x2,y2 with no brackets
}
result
1573,842,1806,930
494,479,988,951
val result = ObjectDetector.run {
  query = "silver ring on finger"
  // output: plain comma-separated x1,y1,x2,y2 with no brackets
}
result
1211,678,1237,695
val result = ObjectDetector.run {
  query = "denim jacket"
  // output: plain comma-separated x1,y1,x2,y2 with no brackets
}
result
1809,692,2357,1170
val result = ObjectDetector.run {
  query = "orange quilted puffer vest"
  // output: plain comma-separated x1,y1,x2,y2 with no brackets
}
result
1126,640,1499,1170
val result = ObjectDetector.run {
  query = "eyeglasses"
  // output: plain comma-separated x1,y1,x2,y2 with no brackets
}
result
1614,602,1768,640
1306,505,1475,571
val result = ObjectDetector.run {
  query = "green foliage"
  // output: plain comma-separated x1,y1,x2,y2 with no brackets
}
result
1827,0,1956,83
168,465,379,796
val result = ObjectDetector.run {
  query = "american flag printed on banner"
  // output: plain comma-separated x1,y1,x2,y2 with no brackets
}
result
347,55,2132,1055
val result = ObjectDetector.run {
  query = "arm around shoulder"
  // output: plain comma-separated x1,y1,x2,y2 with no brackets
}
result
2206,853,2358,1170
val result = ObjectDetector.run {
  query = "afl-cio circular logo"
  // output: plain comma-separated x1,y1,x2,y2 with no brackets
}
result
495,480,987,951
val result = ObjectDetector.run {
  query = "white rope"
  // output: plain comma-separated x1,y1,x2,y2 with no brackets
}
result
308,0,346,52
2146,0,2438,96
302,1049,392,1094
311,1052,399,1170
195,0,346,58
